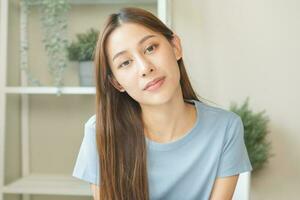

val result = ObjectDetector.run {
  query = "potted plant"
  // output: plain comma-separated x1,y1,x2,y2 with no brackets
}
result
67,28,99,86
230,97,273,200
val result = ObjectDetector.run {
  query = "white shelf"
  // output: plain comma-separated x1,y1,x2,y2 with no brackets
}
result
5,87,96,94
3,173,92,196
27,0,156,5
70,0,156,4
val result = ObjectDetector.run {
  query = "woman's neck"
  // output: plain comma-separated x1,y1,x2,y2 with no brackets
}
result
141,97,197,143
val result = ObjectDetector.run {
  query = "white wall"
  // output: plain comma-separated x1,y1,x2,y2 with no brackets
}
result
172,0,300,199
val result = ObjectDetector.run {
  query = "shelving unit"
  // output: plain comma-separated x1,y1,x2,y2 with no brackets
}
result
2,174,90,196
0,0,172,199
5,87,96,95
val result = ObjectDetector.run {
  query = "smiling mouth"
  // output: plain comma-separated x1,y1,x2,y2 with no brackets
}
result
144,77,165,91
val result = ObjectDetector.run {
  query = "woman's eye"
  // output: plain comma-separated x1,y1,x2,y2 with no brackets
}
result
119,60,131,68
145,44,157,54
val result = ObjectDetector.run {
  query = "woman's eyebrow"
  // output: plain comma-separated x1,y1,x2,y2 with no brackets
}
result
112,34,156,62
138,34,156,45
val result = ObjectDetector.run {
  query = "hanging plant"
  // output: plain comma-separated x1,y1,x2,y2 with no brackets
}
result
39,0,70,87
229,97,274,172
20,0,42,86
22,0,70,89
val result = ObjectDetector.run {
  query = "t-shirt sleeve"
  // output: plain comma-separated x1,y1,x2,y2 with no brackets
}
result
217,114,253,177
72,115,100,185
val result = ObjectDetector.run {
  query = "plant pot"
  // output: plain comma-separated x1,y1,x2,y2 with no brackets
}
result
232,171,252,200
79,61,94,86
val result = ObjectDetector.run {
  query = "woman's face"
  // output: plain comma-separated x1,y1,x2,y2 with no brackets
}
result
106,22,183,106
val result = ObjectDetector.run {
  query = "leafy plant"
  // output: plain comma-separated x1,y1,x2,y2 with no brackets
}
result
67,28,99,62
22,0,70,89
39,0,70,87
229,97,273,172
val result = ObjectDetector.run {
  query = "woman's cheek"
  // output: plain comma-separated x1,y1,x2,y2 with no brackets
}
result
122,79,139,94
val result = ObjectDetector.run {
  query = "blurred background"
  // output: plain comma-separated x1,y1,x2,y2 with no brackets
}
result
0,0,299,199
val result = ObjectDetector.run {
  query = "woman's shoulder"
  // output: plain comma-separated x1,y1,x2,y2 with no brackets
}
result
195,100,241,124
194,100,244,143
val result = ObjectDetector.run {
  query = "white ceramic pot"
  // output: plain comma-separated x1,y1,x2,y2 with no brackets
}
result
79,61,94,86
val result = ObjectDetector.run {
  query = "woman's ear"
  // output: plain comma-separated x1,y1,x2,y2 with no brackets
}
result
108,75,125,92
171,34,183,61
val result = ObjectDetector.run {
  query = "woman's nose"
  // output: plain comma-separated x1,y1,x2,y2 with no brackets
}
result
136,56,155,77
142,68,154,77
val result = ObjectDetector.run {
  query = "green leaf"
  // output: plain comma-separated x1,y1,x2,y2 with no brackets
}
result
229,97,272,173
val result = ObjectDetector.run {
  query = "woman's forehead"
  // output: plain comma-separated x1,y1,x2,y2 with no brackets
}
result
106,23,161,57
110,22,157,41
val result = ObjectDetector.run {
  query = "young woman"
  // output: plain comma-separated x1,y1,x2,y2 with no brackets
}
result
72,7,252,200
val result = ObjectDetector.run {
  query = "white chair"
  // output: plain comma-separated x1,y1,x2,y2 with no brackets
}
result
232,172,251,200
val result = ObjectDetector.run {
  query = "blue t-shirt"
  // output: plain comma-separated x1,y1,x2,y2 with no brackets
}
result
72,99,253,200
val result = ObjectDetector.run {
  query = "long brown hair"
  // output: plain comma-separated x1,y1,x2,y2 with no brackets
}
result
94,7,202,200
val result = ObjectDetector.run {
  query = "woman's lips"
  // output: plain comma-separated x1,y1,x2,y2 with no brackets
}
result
144,77,165,91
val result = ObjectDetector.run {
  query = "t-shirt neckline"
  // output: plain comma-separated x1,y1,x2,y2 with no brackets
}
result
145,99,201,151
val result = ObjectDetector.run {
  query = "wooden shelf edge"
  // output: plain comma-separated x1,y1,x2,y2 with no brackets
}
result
28,0,156,5
3,173,92,196
5,86,96,94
